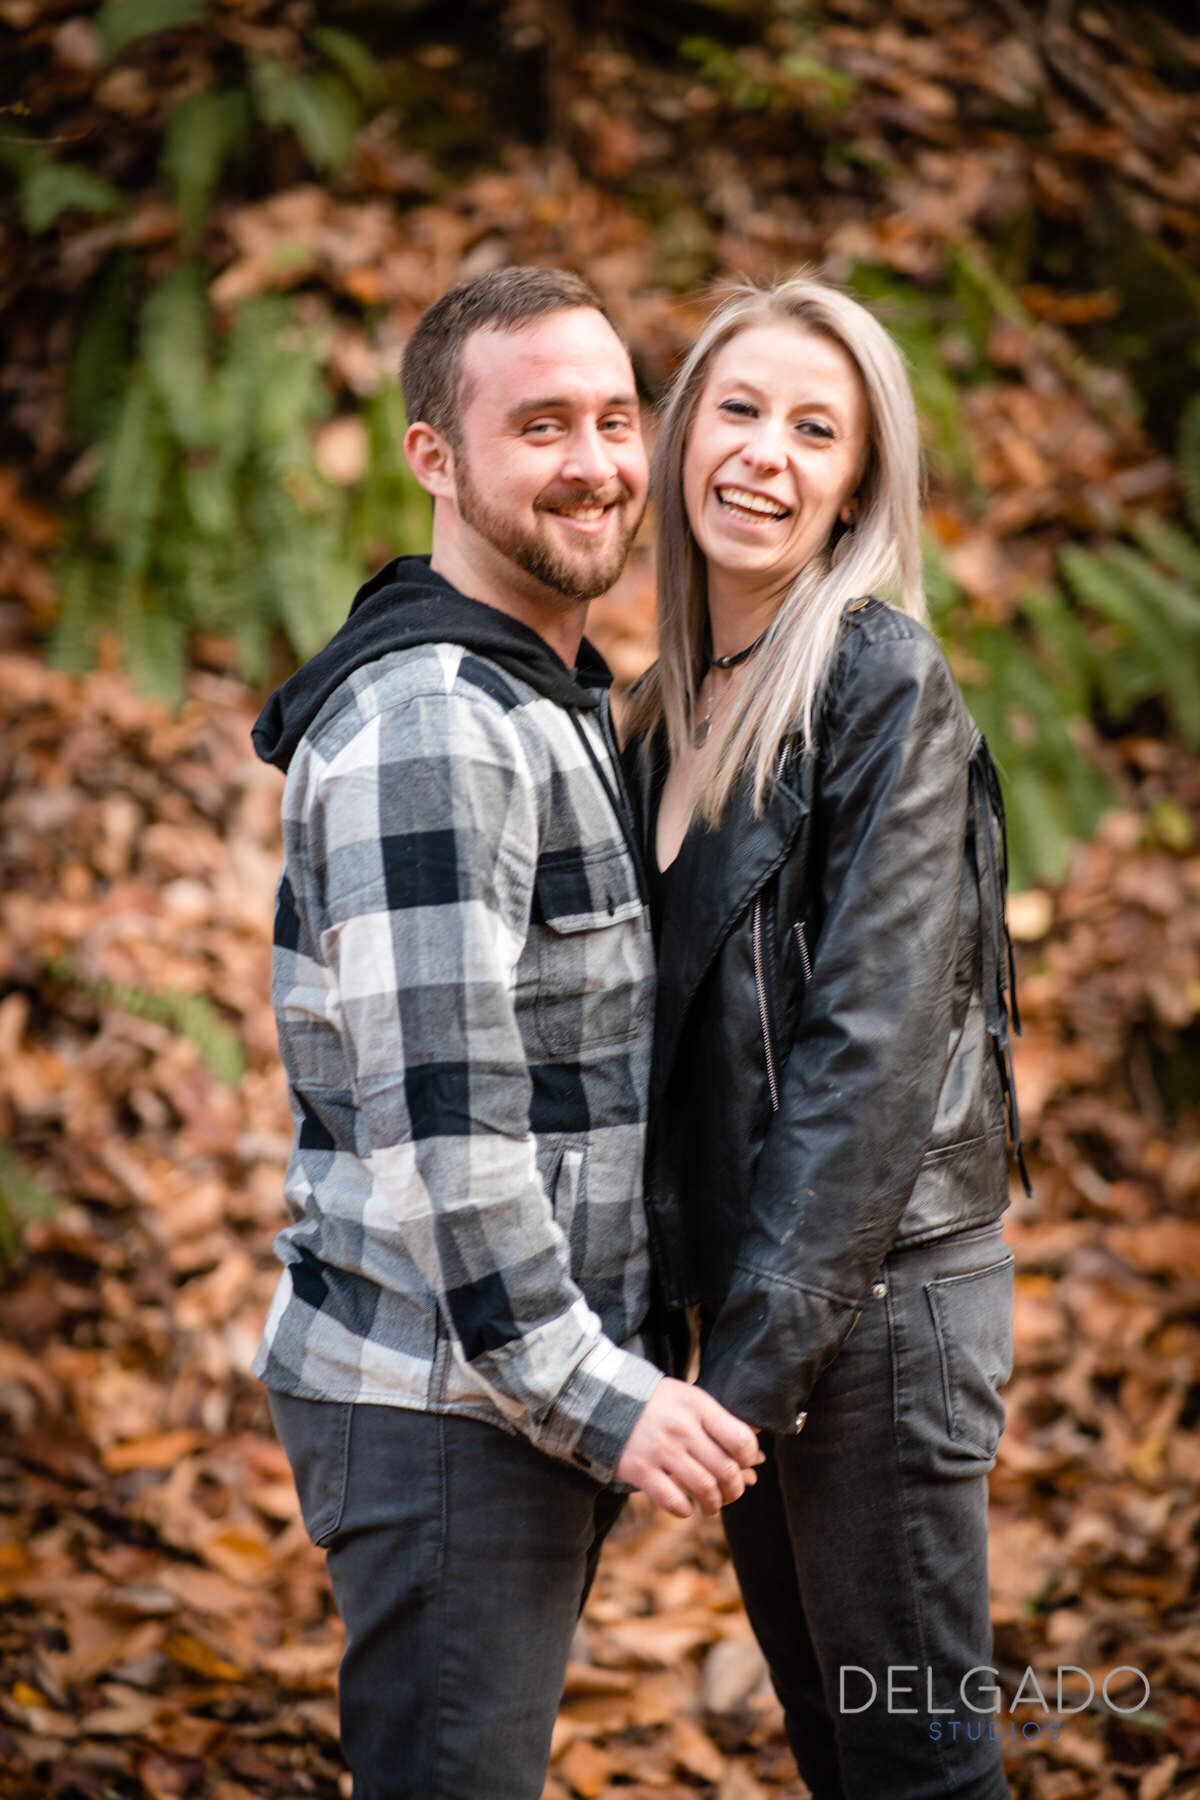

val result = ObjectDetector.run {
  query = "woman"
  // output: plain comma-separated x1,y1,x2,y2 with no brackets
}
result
624,276,1027,1800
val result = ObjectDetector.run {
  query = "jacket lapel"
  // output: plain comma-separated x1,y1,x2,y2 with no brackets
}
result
651,767,810,1103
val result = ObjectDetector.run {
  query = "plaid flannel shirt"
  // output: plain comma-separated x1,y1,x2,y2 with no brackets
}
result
254,641,662,1482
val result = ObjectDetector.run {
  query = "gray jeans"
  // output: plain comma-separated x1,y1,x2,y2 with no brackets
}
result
269,1394,624,1800
721,1221,1014,1800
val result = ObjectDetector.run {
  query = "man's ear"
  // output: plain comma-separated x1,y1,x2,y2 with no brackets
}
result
404,421,456,502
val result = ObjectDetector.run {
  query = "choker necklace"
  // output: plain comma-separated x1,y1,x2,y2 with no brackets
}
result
692,627,769,748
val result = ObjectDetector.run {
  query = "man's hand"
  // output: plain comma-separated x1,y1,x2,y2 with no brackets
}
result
615,1378,763,1518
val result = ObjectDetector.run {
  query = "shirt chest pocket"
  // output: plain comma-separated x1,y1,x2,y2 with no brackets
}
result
525,844,651,1059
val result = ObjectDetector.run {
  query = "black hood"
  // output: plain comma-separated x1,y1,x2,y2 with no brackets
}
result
252,556,611,772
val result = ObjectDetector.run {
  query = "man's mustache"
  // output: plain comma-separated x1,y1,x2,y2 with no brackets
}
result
534,483,634,511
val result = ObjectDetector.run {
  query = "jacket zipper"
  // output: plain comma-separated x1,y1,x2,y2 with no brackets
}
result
794,919,812,984
753,896,780,1114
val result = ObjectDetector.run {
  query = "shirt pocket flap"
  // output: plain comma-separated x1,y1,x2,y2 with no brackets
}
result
533,845,643,933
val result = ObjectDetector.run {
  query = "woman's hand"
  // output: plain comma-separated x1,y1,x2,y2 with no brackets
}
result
616,1377,762,1518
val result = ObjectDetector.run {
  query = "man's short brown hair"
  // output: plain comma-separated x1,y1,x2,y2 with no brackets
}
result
400,266,624,450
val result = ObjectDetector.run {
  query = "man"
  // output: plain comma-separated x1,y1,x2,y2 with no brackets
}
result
251,267,760,1800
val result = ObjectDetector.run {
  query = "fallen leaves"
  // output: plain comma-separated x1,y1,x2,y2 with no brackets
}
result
0,588,1198,1798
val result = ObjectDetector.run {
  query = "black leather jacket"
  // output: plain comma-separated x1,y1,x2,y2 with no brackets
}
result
626,599,1027,1436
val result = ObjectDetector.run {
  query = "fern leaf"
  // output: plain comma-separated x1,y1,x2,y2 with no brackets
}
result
1130,514,1200,594
250,56,361,174
1178,394,1200,537
118,590,188,709
1102,543,1200,637
161,993,246,1085
95,372,169,580
20,159,122,233
96,0,204,58
1061,544,1200,744
1006,766,1074,891
68,257,132,439
160,88,249,238
48,554,106,673
141,264,211,449
309,25,384,103
0,1147,57,1262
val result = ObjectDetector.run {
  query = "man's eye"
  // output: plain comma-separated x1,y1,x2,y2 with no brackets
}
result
600,416,633,434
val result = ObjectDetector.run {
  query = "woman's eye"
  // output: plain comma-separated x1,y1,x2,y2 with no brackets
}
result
797,420,835,440
719,399,756,418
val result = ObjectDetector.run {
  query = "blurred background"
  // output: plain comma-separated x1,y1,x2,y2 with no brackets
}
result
0,3,1198,1797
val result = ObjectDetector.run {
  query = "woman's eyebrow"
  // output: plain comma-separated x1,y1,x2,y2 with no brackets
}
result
715,378,846,420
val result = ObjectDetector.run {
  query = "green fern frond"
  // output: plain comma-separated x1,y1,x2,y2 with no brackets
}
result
249,55,361,174
142,263,211,449
1130,514,1200,593
309,26,384,103
94,372,168,579
160,88,249,239
0,1148,58,1263
20,159,122,233
96,0,204,58
118,590,188,709
1178,394,1200,537
69,257,133,440
46,957,246,1086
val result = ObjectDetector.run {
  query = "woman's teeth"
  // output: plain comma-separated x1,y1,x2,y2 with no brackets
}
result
716,487,789,523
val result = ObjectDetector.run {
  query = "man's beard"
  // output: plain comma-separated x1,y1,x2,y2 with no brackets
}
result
454,456,642,602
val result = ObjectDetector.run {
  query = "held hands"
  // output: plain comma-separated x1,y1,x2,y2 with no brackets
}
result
615,1377,763,1519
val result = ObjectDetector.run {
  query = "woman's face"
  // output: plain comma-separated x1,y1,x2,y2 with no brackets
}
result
682,321,870,609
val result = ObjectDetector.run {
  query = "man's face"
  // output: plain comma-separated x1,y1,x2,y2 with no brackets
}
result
451,308,649,603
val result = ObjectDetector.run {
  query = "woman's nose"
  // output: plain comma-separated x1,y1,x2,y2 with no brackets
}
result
740,423,786,473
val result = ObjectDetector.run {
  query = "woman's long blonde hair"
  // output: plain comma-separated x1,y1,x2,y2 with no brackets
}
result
624,274,927,824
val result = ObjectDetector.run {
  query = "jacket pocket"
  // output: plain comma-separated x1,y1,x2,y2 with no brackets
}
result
924,1253,1014,1462
752,896,779,1114
793,919,812,984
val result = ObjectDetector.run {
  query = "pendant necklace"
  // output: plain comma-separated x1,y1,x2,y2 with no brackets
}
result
692,627,769,749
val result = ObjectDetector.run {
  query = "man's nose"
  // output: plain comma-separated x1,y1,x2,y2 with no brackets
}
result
562,423,618,489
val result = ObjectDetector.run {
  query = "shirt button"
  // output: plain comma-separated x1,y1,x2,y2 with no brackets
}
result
873,1280,888,1299
794,1411,808,1433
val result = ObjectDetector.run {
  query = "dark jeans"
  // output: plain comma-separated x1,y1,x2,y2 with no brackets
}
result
721,1222,1014,1800
269,1394,624,1800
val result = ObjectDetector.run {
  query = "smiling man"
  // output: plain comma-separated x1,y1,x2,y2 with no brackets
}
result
249,267,760,1800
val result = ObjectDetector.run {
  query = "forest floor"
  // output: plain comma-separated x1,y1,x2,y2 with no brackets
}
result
1,619,1198,1800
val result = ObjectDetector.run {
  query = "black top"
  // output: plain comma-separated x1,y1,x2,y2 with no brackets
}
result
645,776,691,950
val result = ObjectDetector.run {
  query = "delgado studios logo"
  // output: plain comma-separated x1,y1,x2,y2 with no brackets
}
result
839,1665,1151,1742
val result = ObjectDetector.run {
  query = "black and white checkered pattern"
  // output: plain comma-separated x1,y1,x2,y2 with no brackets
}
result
254,643,661,1482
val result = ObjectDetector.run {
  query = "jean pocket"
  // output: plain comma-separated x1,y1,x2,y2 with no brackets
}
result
924,1254,1014,1462
268,1391,353,1548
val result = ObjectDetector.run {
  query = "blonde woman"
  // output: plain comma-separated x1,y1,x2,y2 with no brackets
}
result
624,277,1026,1799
